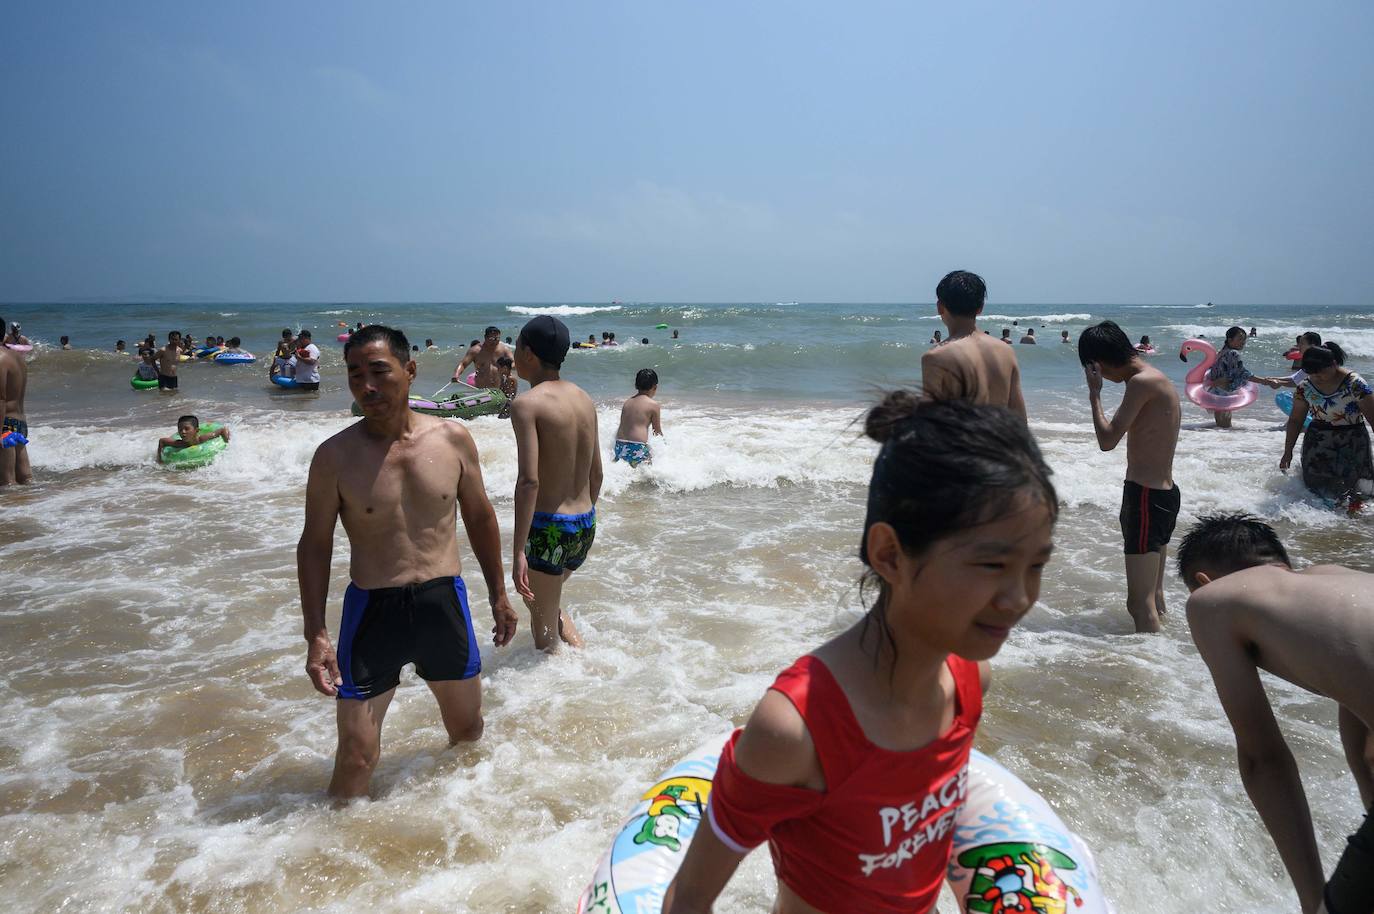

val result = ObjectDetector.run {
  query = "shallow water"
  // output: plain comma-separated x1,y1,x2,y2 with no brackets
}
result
2,302,1372,912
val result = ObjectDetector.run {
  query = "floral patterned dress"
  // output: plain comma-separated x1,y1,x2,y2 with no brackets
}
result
1296,371,1373,502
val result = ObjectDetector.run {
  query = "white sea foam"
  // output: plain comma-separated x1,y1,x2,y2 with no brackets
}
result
5,368,1370,911
1164,324,1374,357
505,305,623,316
981,312,1094,323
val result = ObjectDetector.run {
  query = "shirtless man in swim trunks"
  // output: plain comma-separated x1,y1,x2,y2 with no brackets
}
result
157,331,183,391
1179,515,1374,914
1079,320,1181,633
510,315,603,651
298,324,517,798
919,271,1027,420
0,315,32,486
451,326,513,389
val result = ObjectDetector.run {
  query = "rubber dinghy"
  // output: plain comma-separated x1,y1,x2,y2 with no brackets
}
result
350,384,507,420
577,733,1114,914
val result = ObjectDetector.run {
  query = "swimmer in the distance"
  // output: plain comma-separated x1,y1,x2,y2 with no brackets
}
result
298,325,516,799
1179,515,1374,914
665,397,1056,914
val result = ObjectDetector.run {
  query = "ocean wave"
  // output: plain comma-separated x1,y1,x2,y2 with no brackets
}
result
1163,324,1374,357
506,305,623,317
981,313,1093,323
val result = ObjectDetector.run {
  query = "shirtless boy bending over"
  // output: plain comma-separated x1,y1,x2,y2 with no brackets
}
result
298,325,517,798
510,316,603,651
1180,515,1374,914
919,270,1026,419
1079,320,1182,633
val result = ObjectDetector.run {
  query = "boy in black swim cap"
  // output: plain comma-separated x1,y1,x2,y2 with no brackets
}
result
510,315,601,652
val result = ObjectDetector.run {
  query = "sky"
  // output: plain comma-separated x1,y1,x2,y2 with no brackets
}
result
2,1,1372,304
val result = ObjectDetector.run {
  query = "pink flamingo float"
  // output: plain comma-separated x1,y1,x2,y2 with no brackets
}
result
1179,338,1258,411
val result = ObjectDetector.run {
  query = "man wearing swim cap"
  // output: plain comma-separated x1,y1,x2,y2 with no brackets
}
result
297,324,517,798
510,315,603,651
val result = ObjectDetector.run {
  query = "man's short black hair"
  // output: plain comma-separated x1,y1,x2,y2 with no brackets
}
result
228,336,241,347
1176,514,1291,583
1300,331,1323,347
344,324,411,364
282,328,292,339
484,326,500,338
635,368,658,391
1077,321,1138,367
298,329,312,339
935,270,987,318
177,415,200,428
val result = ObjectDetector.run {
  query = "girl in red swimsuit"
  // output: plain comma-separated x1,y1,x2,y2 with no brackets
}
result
665,394,1059,914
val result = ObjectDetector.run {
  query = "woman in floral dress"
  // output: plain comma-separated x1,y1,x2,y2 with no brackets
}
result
1281,342,1374,507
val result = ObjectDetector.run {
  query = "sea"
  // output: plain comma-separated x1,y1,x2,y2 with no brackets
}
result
2,300,1372,913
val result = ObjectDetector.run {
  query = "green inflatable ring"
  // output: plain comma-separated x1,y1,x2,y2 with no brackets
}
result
131,377,159,391
160,422,227,469
654,323,669,330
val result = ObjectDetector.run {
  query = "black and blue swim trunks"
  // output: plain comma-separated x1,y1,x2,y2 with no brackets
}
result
336,576,480,700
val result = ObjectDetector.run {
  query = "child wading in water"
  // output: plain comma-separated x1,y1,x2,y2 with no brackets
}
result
665,396,1057,914
613,368,663,467
1207,325,1281,428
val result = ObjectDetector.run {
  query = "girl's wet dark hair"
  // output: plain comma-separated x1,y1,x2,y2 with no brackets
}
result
858,394,1057,668
1301,341,1346,373
1225,326,1246,343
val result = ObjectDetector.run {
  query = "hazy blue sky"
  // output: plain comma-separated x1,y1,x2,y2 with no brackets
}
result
3,1,1372,303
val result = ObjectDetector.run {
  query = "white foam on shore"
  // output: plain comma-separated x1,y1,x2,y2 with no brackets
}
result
4,398,1370,912
982,312,1094,323
506,305,623,316
1164,324,1374,357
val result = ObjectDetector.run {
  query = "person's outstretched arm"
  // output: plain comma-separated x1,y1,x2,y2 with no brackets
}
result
452,426,516,646
298,445,342,696
510,398,539,601
1279,390,1309,470
1189,593,1325,911
450,347,475,383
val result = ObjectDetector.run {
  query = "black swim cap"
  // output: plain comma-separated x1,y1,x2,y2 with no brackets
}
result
518,316,570,368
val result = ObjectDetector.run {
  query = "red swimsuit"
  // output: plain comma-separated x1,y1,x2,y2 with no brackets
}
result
708,654,982,913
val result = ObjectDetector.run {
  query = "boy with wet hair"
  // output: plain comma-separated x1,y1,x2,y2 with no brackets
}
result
613,368,663,467
156,415,230,464
1180,514,1374,914
1079,320,1181,632
920,270,1026,420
